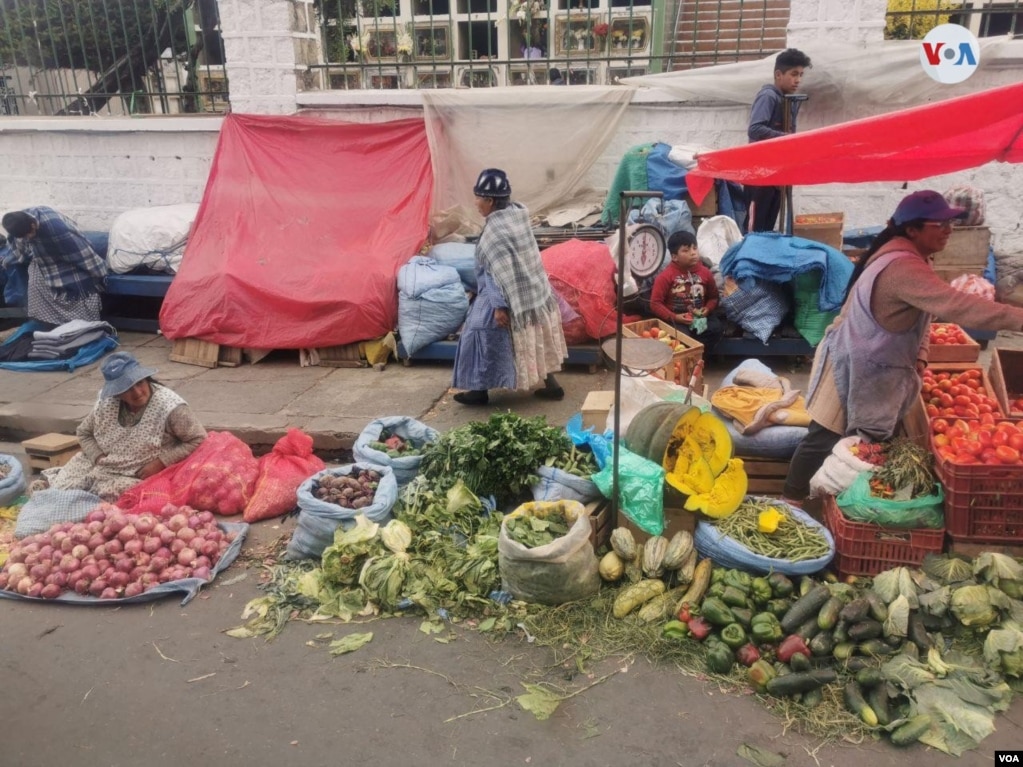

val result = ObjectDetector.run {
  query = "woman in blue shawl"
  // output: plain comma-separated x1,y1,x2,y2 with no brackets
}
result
452,169,568,406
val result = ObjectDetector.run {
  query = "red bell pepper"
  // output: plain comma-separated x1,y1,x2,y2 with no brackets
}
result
686,616,713,641
677,602,692,622
736,642,761,667
777,634,810,664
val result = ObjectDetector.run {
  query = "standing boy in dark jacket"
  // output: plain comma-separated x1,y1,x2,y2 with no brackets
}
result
745,48,812,233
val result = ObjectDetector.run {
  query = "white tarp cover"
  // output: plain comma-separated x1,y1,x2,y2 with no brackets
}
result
622,38,1019,115
422,85,634,221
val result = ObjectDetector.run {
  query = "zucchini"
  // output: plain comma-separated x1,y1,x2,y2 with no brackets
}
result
795,616,822,642
781,584,832,633
844,680,878,726
839,598,871,624
832,642,856,661
801,686,824,709
833,620,850,644
675,558,712,612
907,611,933,653
789,652,812,672
842,657,872,672
797,575,816,598
855,667,884,688
847,620,884,642
809,631,835,657
858,638,896,658
864,590,888,623
867,683,892,727
817,597,844,630
890,714,932,747
766,668,837,697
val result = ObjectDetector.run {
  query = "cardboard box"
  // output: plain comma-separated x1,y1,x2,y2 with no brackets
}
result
794,212,844,251
21,433,81,471
582,390,615,432
931,226,990,283
989,348,1023,417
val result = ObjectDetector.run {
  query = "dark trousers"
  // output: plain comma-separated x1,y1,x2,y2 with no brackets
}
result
783,420,842,501
691,313,723,355
746,186,782,233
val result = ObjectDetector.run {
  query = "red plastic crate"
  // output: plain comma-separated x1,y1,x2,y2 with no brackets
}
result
823,495,945,578
934,454,1023,543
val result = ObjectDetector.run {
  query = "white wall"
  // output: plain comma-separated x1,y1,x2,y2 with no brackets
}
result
1,0,1021,255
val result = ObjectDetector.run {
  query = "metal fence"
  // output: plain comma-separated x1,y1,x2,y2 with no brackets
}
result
885,0,1022,40
0,0,228,116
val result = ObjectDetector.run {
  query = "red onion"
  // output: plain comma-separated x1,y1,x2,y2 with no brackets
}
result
6,563,28,582
105,539,123,555
130,566,146,581
107,514,127,533
73,578,90,595
86,508,107,524
93,543,108,561
160,503,178,518
38,544,54,560
177,548,197,567
22,542,39,556
28,582,44,598
45,572,67,589
29,563,50,581
88,579,108,597
95,559,111,574
149,556,169,573
99,587,119,600
0,573,8,589
141,573,158,588
117,525,138,543
16,577,33,595
167,514,188,532
51,531,68,547
40,583,61,599
59,555,81,574
60,538,75,554
155,547,172,561
51,551,64,566
124,582,144,598
87,532,106,550
115,557,134,574
192,566,212,581
23,553,39,568
71,544,89,561
102,567,116,582
123,539,143,557
142,537,161,555
194,555,212,570
197,511,215,525
188,514,202,529
176,527,196,543
134,516,156,535
159,528,176,545
57,522,74,533
170,539,186,555
87,520,104,535
157,570,173,584
81,564,100,582
201,540,220,559
109,571,129,589
6,550,25,565
206,530,223,544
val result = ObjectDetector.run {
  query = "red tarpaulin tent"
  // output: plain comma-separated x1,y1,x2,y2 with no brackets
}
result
686,81,1023,204
160,114,433,349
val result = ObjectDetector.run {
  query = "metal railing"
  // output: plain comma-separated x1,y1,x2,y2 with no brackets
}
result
885,0,1022,40
0,0,228,116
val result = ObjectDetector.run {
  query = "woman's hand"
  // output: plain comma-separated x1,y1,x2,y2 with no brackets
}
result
494,308,511,328
138,459,166,479
675,312,693,324
916,360,927,378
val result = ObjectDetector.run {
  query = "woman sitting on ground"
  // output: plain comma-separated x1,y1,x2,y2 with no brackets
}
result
34,352,207,501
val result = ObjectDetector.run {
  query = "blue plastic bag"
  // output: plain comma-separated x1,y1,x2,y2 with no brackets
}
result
0,454,26,507
353,416,439,487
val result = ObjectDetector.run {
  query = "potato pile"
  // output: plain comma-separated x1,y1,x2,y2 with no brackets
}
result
313,467,381,509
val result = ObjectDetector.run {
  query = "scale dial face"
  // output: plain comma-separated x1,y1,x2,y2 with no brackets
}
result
626,225,666,279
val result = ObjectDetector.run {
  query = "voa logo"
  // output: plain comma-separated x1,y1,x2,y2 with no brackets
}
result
920,23,980,84
995,752,1022,763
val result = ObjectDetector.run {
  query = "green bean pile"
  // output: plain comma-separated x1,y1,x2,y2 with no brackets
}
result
713,498,830,562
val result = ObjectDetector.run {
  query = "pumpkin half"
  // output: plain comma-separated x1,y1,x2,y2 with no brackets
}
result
683,458,747,519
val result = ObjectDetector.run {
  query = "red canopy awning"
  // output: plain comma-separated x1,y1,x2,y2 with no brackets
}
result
687,81,1023,204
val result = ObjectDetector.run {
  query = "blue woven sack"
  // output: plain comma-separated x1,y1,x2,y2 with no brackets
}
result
353,416,439,487
694,498,834,575
0,454,26,507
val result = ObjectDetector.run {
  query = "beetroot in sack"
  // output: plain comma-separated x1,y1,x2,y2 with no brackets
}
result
244,429,325,523
169,432,259,516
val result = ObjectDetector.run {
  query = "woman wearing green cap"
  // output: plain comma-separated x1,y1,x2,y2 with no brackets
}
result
34,351,207,500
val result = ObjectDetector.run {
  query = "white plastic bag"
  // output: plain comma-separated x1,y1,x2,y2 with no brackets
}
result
809,436,877,498
697,215,744,269
106,203,199,274
950,273,996,301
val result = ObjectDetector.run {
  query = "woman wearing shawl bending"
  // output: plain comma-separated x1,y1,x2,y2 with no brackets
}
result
452,169,568,406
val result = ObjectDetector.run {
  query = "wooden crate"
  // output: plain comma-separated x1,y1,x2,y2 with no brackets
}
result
794,212,844,250
169,338,220,368
21,433,80,471
931,226,990,283
316,343,366,368
587,499,615,551
622,319,704,386
581,390,615,432
740,456,789,495
927,323,981,363
989,348,1023,417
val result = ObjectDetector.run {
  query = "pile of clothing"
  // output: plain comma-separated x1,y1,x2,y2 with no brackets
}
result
0,319,116,363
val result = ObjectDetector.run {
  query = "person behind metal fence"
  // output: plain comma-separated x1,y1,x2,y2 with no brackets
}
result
782,190,1023,505
745,48,812,233
1,206,107,325
32,351,207,501
451,168,568,406
549,68,566,85
649,229,723,353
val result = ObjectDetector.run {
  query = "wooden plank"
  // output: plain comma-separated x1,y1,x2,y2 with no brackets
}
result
21,433,80,454
169,338,220,368
317,343,366,368
218,346,244,367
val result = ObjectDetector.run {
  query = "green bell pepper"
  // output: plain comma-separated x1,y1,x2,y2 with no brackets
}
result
706,642,735,675
662,620,690,640
730,607,753,629
705,581,726,599
720,623,748,649
723,570,752,593
750,577,773,605
767,572,795,599
748,659,777,692
710,567,727,586
699,596,736,627
751,612,784,644
766,598,792,619
720,585,749,609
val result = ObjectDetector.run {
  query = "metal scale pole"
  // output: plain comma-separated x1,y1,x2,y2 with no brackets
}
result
610,190,665,520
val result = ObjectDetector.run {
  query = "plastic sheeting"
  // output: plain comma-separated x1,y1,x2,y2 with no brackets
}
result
159,114,432,349
685,81,1023,204
422,86,634,221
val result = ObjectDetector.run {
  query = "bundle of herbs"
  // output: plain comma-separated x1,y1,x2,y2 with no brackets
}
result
417,412,595,506
871,438,937,500
505,507,572,549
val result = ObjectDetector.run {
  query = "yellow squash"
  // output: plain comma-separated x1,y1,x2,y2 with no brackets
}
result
683,458,748,519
